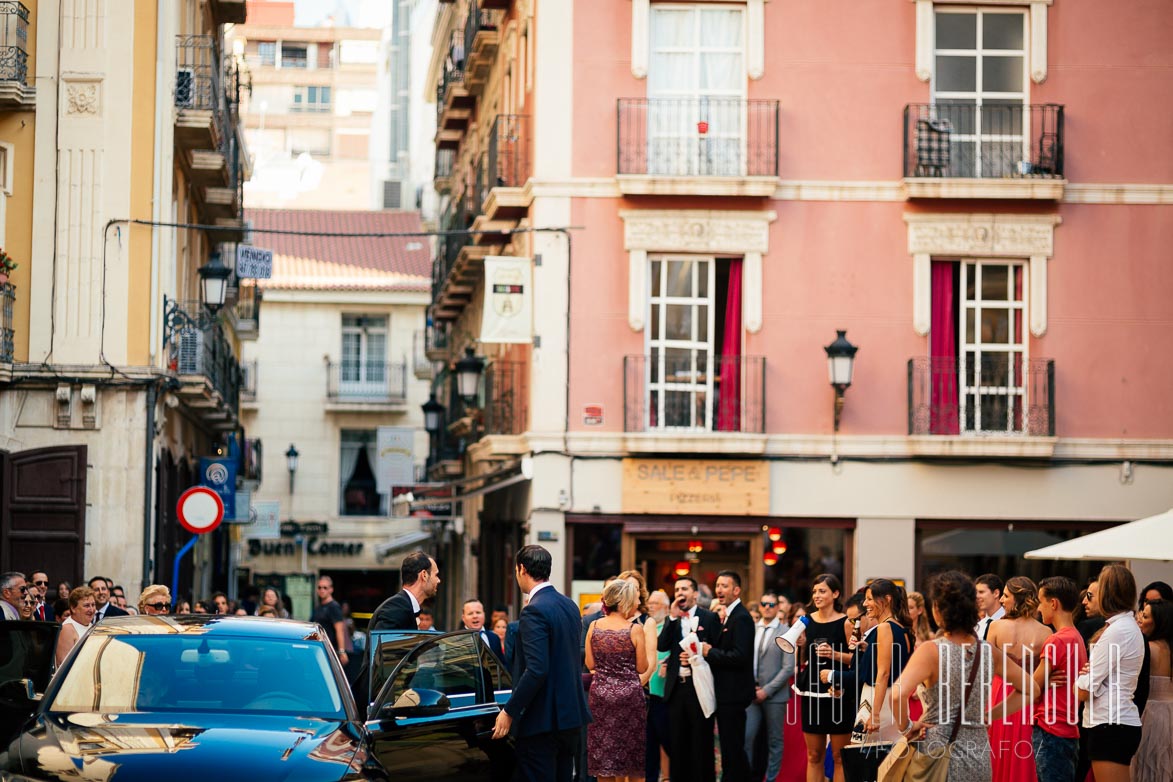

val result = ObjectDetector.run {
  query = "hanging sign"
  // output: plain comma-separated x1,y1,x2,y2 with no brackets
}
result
199,457,236,519
376,426,416,495
480,256,533,344
177,486,225,535
236,245,274,279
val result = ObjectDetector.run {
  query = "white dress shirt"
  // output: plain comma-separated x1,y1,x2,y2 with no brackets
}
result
753,617,780,679
1076,611,1144,727
405,589,421,613
975,605,1006,639
526,581,553,601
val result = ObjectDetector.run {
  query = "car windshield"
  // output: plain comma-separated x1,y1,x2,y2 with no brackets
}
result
49,634,345,718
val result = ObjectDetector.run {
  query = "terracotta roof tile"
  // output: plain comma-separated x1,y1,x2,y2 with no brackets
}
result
244,208,431,282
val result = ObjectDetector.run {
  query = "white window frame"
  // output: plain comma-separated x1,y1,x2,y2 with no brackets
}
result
958,258,1029,434
340,315,388,396
292,85,332,113
645,255,718,431
647,4,748,177
0,142,11,248
932,7,1030,179
915,0,1050,85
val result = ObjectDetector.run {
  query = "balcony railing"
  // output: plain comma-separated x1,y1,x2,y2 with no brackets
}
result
907,356,1054,436
433,199,472,303
0,2,29,85
624,355,766,433
484,361,528,436
903,103,1064,180
462,0,498,67
176,35,226,118
240,359,257,401
618,98,780,177
163,300,242,415
488,114,531,190
1,282,14,363
435,147,455,185
425,322,450,360
436,52,465,121
326,361,408,402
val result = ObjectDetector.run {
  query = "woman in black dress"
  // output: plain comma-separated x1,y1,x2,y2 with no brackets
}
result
798,573,854,782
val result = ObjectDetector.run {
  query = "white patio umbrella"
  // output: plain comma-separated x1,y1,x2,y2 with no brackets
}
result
1023,508,1173,562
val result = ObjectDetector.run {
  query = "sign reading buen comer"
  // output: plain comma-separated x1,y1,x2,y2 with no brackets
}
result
622,458,770,515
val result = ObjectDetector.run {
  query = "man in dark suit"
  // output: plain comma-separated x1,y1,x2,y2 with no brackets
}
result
658,576,720,782
492,545,591,782
461,598,506,662
88,577,128,621
355,551,441,716
700,570,756,781
29,571,54,621
368,550,441,631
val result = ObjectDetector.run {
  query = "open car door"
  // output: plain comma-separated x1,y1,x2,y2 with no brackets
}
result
366,630,514,781
0,621,60,744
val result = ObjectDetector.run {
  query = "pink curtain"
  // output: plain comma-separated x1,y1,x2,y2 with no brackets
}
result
930,261,959,435
717,259,742,432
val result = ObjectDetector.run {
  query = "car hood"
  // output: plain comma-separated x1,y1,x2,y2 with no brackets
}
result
9,712,362,782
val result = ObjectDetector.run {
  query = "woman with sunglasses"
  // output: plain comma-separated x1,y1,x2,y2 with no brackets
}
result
138,585,172,616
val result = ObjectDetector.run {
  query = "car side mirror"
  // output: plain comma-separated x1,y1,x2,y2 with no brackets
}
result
0,678,38,711
384,688,450,719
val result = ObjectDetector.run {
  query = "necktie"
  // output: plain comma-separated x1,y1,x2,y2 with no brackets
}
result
35,604,44,621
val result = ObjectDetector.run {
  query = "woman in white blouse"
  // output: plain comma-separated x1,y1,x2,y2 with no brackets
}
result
1075,564,1145,782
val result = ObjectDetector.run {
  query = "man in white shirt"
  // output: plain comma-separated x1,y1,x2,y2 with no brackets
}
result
974,573,1006,640
462,598,505,662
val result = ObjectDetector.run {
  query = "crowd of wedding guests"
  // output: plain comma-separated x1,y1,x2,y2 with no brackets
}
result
576,566,1172,782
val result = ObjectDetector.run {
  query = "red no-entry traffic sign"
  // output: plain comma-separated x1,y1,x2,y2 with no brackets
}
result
177,486,225,535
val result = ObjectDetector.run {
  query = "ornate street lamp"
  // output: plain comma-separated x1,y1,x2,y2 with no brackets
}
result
422,394,445,434
285,444,299,493
454,347,485,404
198,251,232,315
824,330,858,432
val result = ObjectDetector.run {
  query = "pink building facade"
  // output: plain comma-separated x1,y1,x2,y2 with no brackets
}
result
426,0,1173,607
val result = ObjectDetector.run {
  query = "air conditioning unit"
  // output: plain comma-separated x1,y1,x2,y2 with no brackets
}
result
175,68,195,108
176,328,203,375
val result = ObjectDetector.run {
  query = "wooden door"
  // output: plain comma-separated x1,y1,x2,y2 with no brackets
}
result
0,446,88,586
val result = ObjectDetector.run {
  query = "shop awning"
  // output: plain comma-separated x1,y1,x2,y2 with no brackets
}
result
393,457,533,514
922,528,1062,557
373,528,434,559
1024,508,1173,562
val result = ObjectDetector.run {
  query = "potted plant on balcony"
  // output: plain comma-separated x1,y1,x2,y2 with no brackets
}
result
0,248,17,285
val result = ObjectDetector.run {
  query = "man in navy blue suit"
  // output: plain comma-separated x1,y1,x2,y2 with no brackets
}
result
492,545,591,782
461,598,506,662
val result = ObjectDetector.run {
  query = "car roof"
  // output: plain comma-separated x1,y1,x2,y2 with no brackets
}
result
89,614,327,641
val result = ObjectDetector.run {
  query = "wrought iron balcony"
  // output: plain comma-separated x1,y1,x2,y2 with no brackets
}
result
617,98,780,178
163,299,242,427
326,361,408,403
903,103,1064,181
907,356,1054,437
0,2,29,85
488,114,531,190
1,281,14,364
624,354,766,433
434,147,455,191
462,0,500,92
484,361,528,436
424,322,450,361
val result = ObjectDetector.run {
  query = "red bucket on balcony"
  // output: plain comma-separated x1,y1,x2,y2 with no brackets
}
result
696,120,709,134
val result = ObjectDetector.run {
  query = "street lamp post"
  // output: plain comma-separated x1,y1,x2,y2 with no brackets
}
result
824,330,858,432
285,444,299,494
198,251,232,315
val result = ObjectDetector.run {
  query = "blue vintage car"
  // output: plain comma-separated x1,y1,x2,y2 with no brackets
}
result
0,616,514,781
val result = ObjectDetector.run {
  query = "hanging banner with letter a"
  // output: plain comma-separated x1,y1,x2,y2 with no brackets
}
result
480,256,533,344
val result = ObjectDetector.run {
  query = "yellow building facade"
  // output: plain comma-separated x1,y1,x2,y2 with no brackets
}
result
0,0,252,604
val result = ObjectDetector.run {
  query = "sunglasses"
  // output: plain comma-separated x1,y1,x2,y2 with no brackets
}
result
146,602,170,611
33,580,48,587
759,601,776,608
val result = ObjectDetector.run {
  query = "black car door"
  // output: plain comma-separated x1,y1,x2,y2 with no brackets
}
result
0,621,60,744
366,630,512,781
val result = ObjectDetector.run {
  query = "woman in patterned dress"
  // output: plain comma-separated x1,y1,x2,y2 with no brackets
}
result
586,577,650,782
890,571,1037,782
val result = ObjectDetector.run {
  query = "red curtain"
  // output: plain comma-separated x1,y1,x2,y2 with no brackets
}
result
930,261,959,435
717,259,742,432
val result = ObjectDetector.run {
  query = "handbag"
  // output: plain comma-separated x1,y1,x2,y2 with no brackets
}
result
878,642,982,782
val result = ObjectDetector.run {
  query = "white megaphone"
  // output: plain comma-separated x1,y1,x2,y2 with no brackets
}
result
776,614,810,655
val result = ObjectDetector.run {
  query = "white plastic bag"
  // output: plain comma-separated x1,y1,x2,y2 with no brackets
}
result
679,631,717,718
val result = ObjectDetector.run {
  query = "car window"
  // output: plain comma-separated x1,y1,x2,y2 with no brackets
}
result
370,631,435,702
0,622,59,692
386,632,482,710
49,635,345,718
480,639,511,695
